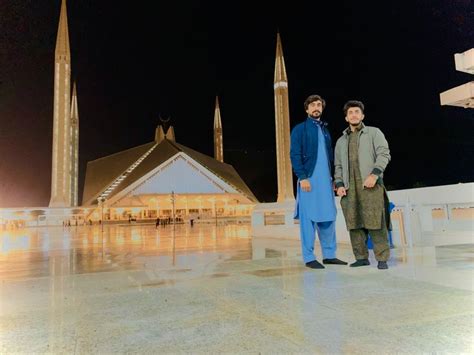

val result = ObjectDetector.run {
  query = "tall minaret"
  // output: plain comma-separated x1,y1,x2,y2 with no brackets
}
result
213,96,224,162
49,0,72,207
274,33,294,202
70,82,79,207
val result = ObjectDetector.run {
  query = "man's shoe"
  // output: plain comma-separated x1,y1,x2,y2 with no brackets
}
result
377,261,388,270
323,258,348,265
305,260,325,269
350,259,370,267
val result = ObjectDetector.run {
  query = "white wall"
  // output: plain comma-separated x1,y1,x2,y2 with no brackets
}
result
252,183,474,247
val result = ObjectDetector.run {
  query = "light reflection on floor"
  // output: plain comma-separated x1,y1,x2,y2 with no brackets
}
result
0,224,472,353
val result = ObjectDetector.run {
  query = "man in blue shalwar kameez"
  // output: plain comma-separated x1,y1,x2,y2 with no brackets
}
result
290,95,347,269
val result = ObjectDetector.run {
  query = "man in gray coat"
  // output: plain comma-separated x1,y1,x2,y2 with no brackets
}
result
334,100,392,270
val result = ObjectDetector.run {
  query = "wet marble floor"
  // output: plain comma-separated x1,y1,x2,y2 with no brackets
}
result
0,224,473,353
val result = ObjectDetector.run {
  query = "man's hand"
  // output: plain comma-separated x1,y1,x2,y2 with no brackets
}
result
336,187,346,197
300,179,311,192
363,174,378,189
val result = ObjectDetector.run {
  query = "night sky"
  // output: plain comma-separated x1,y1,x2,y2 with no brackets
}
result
0,0,473,207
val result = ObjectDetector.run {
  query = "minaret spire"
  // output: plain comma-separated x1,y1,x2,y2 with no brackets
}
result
274,33,288,84
70,82,79,207
49,0,72,207
55,0,70,57
213,96,224,162
165,126,175,141
273,32,294,202
155,125,166,143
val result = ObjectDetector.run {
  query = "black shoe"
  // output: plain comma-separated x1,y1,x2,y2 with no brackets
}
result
350,259,370,267
305,260,325,269
377,261,388,270
323,258,348,265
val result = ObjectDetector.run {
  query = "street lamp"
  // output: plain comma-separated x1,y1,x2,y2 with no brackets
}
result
207,197,218,226
98,197,105,231
171,191,176,228
214,199,217,226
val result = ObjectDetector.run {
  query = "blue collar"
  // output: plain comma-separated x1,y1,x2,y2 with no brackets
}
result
307,117,328,127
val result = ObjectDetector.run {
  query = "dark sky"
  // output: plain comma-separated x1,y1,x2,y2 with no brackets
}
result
0,0,473,207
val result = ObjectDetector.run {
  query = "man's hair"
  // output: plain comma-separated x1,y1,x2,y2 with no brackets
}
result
304,94,326,111
343,100,365,115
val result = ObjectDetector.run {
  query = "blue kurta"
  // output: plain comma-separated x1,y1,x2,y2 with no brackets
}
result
293,119,338,263
295,120,337,222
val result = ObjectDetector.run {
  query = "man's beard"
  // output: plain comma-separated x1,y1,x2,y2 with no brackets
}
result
310,111,321,119
349,120,362,126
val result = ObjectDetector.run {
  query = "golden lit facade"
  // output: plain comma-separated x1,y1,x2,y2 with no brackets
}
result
80,126,257,223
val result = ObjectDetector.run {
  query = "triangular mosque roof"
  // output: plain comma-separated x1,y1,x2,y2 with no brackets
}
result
82,139,258,205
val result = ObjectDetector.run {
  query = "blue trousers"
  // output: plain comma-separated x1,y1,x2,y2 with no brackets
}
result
299,219,337,263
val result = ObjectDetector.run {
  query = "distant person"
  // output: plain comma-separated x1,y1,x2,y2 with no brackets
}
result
334,100,392,270
290,94,347,269
155,217,160,229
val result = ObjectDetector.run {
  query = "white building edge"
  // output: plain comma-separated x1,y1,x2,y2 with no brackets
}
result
251,183,474,247
440,48,474,108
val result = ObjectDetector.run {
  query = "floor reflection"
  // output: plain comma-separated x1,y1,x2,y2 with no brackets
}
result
0,224,253,280
0,224,472,353
0,224,473,289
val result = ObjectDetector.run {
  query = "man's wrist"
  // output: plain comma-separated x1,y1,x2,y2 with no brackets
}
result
371,168,382,176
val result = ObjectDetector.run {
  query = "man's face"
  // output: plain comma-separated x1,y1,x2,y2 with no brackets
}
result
345,107,365,126
306,100,324,119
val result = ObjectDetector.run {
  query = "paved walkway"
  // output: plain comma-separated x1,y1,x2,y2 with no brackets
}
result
1,224,472,353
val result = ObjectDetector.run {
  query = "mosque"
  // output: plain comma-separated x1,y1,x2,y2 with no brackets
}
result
39,0,267,225
81,117,257,223
0,0,295,228
0,0,270,228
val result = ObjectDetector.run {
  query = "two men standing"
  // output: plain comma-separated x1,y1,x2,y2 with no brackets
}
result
290,95,391,270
